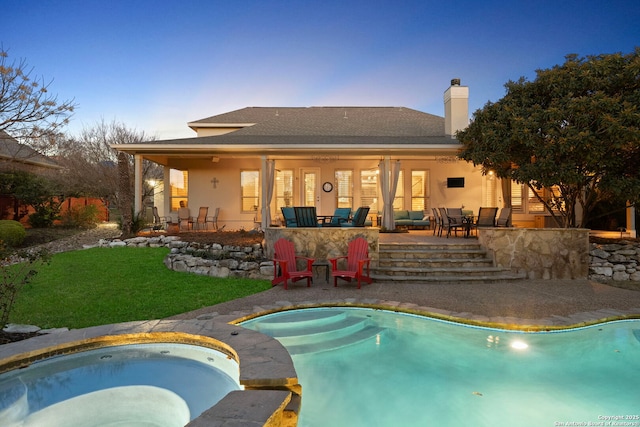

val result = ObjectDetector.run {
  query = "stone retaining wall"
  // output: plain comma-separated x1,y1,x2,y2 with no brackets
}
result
101,230,639,284
263,227,379,262
98,235,274,280
477,228,590,280
589,240,640,283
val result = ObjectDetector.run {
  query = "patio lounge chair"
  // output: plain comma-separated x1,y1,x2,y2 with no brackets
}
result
340,206,370,227
271,238,314,289
329,237,372,289
281,207,297,227
294,206,319,227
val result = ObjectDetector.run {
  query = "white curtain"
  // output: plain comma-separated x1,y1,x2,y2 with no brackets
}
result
261,157,275,229
379,157,401,230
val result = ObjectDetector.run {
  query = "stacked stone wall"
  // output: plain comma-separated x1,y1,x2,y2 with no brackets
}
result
589,241,640,283
97,235,273,280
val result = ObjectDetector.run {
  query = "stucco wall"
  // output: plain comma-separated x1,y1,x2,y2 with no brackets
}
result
478,228,590,280
264,227,379,263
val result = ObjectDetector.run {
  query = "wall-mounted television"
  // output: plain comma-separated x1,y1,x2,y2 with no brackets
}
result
447,177,465,188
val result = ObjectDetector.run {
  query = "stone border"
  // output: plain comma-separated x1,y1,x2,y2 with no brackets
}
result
0,319,301,427
589,240,640,282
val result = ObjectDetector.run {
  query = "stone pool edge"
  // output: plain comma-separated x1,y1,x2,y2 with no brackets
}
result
0,319,301,427
221,299,640,332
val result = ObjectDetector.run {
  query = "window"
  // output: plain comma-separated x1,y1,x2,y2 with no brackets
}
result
276,169,294,210
169,169,188,211
411,170,430,211
511,182,562,213
335,170,353,208
393,170,404,210
241,170,259,212
360,169,378,213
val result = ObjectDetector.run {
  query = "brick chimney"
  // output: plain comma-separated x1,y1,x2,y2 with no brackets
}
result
443,78,469,137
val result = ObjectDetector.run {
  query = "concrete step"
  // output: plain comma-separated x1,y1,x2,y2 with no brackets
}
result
377,258,494,268
372,265,512,277
370,272,526,284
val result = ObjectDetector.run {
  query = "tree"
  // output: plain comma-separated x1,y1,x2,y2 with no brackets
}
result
53,120,162,218
0,47,76,150
457,49,640,228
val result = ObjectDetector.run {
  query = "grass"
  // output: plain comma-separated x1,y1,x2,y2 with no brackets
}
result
9,247,272,329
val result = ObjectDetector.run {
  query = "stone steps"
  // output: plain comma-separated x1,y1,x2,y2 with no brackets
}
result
372,242,525,284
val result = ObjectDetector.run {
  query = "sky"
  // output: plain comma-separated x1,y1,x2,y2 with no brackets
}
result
4,0,639,140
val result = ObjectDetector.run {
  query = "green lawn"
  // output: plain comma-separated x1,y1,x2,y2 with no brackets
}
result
9,247,271,329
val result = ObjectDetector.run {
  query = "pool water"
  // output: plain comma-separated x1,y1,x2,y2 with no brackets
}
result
0,343,241,427
241,308,640,427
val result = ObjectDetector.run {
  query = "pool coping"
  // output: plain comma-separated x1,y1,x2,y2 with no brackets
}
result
0,319,301,427
214,298,640,332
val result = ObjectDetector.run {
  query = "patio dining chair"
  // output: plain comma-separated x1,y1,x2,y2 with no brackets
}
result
439,207,465,238
152,206,168,231
206,207,220,230
271,238,314,289
329,237,372,289
431,208,442,236
469,207,499,236
178,207,192,231
193,207,209,230
496,207,512,227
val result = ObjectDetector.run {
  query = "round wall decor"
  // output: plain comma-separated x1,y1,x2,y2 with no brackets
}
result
322,182,333,192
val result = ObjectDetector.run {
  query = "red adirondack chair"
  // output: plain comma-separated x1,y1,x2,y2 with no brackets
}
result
329,237,372,289
271,238,315,290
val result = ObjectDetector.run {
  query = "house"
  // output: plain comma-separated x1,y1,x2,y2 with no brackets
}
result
110,80,636,235
0,130,109,223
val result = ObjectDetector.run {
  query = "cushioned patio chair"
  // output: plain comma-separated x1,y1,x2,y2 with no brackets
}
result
281,207,297,227
271,238,314,290
325,207,351,227
329,237,372,289
294,206,319,227
340,206,370,227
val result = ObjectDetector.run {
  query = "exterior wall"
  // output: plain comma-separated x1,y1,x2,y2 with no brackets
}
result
164,157,484,231
478,228,590,280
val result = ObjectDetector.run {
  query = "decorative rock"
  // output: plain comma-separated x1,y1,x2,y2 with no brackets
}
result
613,271,630,281
109,241,127,247
3,324,41,333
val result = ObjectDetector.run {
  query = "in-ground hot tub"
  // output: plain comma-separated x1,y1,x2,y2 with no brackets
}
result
0,343,240,426
0,319,301,427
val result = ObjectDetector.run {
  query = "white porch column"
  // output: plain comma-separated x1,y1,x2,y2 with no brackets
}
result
134,154,143,215
627,203,637,238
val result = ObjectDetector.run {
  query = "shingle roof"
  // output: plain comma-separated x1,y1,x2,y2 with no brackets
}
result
0,130,61,168
189,107,445,137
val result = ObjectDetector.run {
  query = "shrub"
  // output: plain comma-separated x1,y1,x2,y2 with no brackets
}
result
61,204,100,229
0,220,26,247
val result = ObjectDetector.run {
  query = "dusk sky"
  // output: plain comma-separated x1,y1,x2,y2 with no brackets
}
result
4,0,639,140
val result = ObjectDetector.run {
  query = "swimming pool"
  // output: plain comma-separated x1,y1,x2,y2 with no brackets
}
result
0,343,241,427
241,307,640,427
